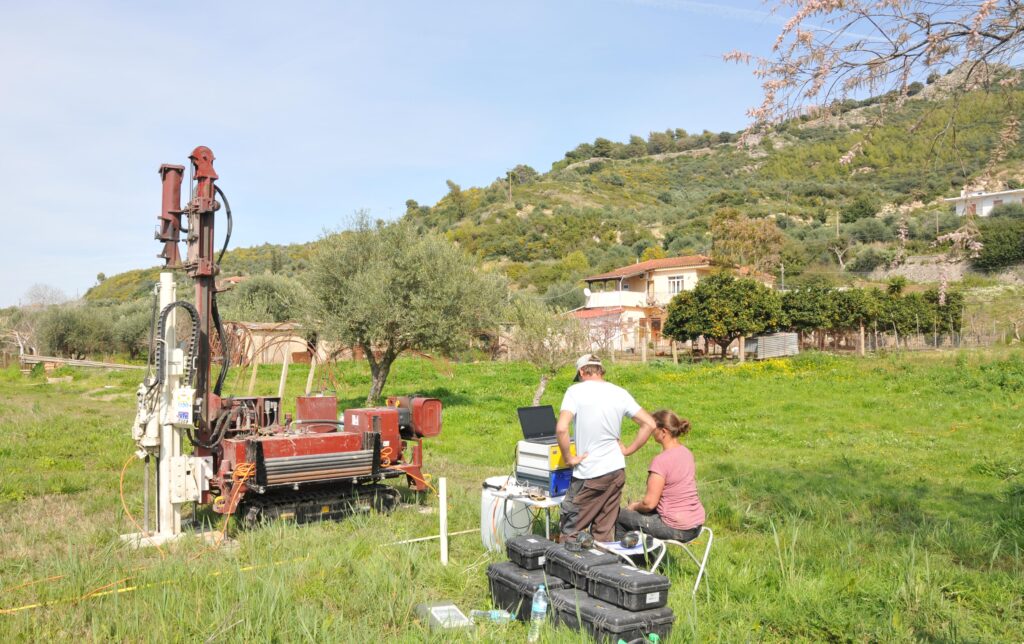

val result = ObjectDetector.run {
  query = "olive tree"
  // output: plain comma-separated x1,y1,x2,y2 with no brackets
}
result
112,299,153,360
508,294,590,405
219,274,310,323
308,218,507,404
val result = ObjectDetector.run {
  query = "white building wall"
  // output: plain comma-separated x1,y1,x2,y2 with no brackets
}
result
649,269,699,306
951,192,1024,216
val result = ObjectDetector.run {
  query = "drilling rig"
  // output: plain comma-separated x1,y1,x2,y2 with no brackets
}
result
121,147,440,548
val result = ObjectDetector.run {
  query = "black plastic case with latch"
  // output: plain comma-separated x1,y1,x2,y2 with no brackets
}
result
586,563,671,610
506,535,557,570
543,544,620,589
486,561,566,621
549,587,675,644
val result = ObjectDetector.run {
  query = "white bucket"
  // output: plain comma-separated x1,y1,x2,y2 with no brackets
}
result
480,475,533,551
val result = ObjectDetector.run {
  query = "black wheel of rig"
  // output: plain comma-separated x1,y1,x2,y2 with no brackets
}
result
370,487,400,514
241,503,264,528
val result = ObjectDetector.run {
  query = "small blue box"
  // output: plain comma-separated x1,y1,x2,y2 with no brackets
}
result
515,466,573,496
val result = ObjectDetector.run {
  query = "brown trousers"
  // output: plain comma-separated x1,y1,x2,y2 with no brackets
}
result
559,469,625,542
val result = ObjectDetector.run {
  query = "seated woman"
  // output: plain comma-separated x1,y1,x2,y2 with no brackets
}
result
616,409,705,543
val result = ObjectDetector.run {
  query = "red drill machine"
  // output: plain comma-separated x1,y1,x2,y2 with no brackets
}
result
128,147,439,542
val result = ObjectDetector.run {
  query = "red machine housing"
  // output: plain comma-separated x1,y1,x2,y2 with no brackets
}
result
387,395,443,438
344,408,402,457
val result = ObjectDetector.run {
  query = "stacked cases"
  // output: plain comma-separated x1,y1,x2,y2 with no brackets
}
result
487,535,565,621
487,535,676,643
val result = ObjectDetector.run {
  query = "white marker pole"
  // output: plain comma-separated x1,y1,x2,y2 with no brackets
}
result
439,477,449,566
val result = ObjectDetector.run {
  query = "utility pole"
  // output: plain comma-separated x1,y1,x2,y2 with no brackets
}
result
507,171,513,204
780,262,785,291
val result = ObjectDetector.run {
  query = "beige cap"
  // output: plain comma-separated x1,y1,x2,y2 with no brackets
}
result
574,354,603,381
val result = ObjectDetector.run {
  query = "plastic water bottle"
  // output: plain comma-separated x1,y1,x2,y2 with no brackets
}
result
527,584,548,642
470,609,514,624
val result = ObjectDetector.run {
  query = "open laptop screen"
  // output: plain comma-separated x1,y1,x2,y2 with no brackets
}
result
517,405,558,442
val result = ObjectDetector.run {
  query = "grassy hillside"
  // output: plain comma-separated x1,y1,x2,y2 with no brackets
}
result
426,87,1024,290
85,82,1024,305
85,243,313,302
1,350,1022,640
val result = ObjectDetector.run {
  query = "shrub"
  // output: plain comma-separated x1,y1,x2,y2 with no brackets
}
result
38,305,116,358
849,247,888,272
847,217,892,243
979,356,1024,391
973,218,1024,272
219,274,311,323
841,194,880,223
990,202,1024,219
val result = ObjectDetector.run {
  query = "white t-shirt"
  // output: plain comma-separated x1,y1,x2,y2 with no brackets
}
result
559,380,642,479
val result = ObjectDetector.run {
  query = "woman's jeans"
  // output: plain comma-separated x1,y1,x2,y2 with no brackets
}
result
615,508,701,543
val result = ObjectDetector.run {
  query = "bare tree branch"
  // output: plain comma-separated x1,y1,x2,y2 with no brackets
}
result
732,1,1024,128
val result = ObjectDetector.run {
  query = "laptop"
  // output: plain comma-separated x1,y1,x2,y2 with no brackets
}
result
517,405,559,444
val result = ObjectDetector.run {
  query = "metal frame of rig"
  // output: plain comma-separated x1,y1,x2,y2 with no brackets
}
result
122,146,440,548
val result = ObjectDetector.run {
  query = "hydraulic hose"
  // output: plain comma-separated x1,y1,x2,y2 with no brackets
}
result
214,185,232,265
188,400,236,449
211,293,229,397
211,184,232,396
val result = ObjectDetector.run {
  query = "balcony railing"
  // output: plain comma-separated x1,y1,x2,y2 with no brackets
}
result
584,290,685,308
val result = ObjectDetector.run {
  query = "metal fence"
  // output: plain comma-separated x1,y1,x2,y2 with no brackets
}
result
606,330,1008,363
834,331,1003,353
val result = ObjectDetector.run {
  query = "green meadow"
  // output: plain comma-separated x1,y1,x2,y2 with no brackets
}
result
1,349,1022,641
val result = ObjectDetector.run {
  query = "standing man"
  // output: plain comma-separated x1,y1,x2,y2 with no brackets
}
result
556,354,657,542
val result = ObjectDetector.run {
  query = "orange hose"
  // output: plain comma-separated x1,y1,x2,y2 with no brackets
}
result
404,470,438,496
218,463,256,543
0,574,65,596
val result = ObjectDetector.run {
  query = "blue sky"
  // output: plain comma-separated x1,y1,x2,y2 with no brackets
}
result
0,0,787,306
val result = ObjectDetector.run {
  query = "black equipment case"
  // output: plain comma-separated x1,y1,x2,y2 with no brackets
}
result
549,587,675,644
586,563,671,610
544,545,619,589
506,535,557,570
486,561,566,621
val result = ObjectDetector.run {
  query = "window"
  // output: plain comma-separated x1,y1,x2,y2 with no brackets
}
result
668,275,685,294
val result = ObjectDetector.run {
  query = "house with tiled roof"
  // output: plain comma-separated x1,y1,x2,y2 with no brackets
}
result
572,255,774,354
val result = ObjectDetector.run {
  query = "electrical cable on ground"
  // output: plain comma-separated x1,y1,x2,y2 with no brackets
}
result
0,557,309,616
0,575,65,596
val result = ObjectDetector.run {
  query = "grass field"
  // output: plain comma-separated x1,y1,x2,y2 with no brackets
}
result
1,349,1023,642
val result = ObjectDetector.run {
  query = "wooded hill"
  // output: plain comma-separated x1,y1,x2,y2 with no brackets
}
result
86,77,1024,308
